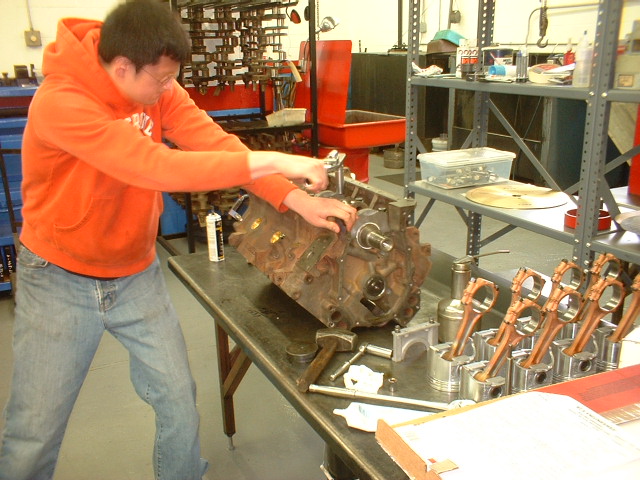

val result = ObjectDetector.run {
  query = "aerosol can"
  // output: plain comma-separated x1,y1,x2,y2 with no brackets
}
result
437,250,509,342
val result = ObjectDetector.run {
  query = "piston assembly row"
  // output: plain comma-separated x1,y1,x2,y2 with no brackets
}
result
428,253,640,404
227,152,637,407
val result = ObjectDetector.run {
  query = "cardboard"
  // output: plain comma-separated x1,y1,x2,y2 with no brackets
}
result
375,365,640,480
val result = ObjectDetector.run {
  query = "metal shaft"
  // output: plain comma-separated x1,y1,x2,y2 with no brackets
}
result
329,346,366,382
308,384,452,411
328,343,393,382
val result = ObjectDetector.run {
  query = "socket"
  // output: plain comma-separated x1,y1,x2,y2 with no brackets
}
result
24,29,42,47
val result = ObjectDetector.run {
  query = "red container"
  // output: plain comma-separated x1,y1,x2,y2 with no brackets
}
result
318,110,406,149
564,208,611,231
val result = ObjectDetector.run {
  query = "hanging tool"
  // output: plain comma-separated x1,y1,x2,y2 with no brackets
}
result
475,297,543,383
442,278,499,361
537,0,549,48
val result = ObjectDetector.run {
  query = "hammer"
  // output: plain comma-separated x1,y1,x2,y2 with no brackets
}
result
296,328,357,393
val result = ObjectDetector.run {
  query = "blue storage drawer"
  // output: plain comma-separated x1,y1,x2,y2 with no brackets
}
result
0,117,27,135
0,133,23,185
160,192,186,235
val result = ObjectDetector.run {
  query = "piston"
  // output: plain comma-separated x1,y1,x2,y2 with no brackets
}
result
509,348,554,393
472,329,498,362
552,337,599,383
459,360,506,403
426,341,475,393
594,325,621,372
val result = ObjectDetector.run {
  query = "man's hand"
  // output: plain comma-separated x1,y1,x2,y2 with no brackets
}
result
248,151,328,192
283,189,358,234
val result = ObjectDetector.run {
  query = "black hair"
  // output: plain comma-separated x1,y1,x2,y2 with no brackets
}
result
98,0,190,70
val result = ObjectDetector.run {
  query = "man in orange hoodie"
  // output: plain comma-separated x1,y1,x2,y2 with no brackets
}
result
0,1,357,479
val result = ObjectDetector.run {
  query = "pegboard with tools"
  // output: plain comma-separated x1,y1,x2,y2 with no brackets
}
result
176,0,299,104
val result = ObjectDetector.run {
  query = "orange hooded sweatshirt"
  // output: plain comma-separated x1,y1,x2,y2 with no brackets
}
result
20,18,297,278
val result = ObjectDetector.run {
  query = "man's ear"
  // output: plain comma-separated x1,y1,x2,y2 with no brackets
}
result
110,56,134,81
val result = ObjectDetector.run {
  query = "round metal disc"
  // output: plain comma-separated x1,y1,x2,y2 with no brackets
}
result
466,184,568,209
616,211,640,234
285,342,318,363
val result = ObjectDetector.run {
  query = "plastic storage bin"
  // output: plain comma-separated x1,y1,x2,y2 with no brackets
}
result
418,147,515,189
265,108,306,127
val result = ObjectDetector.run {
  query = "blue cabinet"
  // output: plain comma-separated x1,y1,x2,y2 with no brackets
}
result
0,117,26,292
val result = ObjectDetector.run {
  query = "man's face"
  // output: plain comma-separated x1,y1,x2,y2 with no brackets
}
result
123,55,181,105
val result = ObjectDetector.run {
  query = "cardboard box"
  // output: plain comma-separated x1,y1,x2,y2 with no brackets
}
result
619,326,640,368
376,365,640,480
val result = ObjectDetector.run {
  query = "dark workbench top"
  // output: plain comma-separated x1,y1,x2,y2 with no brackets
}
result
168,248,456,480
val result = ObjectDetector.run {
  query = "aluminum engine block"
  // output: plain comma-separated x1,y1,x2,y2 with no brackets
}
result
228,174,431,330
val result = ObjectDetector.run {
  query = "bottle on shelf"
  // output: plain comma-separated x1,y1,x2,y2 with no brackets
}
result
564,38,575,66
573,30,593,87
515,48,528,83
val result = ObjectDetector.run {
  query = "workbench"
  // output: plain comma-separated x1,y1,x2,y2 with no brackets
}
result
168,248,455,480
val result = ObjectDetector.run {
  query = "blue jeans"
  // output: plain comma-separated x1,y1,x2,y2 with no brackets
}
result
0,246,207,479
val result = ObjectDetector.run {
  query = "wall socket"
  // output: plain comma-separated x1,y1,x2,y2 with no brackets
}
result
24,29,42,47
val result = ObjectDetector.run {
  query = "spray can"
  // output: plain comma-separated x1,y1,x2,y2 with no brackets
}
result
437,258,472,343
437,250,510,342
515,48,528,83
206,212,224,262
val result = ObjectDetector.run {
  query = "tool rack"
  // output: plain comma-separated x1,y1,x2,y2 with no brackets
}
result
403,0,640,272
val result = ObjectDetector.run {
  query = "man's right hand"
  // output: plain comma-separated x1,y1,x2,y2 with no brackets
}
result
248,151,329,192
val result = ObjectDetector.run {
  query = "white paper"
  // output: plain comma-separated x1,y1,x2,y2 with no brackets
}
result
393,392,640,480
343,364,384,393
334,402,430,432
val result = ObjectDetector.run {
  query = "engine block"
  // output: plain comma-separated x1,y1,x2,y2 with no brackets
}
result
228,174,431,330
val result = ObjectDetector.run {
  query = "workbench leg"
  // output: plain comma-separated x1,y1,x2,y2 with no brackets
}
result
215,323,252,449
322,445,357,480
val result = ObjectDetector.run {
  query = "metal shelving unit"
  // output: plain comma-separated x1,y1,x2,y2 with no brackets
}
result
404,0,640,269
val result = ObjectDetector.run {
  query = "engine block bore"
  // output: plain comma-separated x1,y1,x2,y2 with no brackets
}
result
228,173,432,330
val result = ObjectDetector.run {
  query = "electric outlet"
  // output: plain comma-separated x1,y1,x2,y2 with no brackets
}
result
24,29,42,47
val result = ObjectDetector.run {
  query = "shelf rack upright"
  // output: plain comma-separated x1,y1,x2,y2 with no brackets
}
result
403,0,640,272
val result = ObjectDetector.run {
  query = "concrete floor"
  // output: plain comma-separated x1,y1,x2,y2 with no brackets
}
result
0,153,573,479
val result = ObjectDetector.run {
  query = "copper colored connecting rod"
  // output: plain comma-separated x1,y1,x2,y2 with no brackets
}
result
475,297,542,383
442,278,499,361
608,273,640,343
519,286,583,369
550,259,584,291
488,268,545,348
563,276,625,357
574,253,622,322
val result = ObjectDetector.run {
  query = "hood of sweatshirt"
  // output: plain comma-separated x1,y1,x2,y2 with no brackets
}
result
20,17,295,278
43,18,133,111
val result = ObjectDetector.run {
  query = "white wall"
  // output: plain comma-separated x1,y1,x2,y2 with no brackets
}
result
2,1,640,77
0,0,122,75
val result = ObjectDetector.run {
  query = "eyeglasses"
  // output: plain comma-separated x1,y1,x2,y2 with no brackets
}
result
141,67,179,87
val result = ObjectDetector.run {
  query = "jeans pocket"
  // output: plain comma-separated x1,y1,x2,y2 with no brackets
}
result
17,245,49,269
